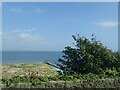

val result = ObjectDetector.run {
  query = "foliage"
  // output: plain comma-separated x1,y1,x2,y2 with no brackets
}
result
57,34,120,75
1,34,120,88
2,73,120,87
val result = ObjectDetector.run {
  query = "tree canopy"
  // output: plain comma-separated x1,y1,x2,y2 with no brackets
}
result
57,34,120,75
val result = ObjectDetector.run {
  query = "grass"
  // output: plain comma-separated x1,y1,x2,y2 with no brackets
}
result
2,62,58,79
1,62,120,88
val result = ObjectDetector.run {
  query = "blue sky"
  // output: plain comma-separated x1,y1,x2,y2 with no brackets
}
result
2,2,118,51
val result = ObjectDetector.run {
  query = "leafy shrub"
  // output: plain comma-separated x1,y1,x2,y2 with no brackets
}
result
2,74,120,87
104,68,118,78
57,34,120,75
30,77,41,86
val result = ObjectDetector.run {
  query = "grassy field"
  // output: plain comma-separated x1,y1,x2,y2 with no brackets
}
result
1,62,120,88
2,62,58,79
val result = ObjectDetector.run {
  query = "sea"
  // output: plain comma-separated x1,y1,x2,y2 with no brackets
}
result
2,51,63,64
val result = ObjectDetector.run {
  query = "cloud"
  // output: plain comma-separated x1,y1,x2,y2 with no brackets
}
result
2,31,15,40
35,8,43,13
0,32,2,41
28,8,44,13
93,20,118,28
11,29,33,33
9,8,22,12
0,31,7,38
8,7,44,13
0,31,2,36
3,28,41,42
11,30,19,33
19,33,40,42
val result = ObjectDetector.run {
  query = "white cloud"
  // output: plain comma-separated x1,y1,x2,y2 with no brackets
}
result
35,8,43,13
11,29,33,33
0,32,2,43
3,28,41,42
9,8,22,12
93,20,118,28
0,31,2,36
19,33,40,42
28,8,44,13
8,7,44,13
2,31,14,40
11,30,19,33
0,32,7,38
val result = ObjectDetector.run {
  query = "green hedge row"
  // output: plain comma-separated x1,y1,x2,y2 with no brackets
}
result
1,73,120,88
1,78,120,88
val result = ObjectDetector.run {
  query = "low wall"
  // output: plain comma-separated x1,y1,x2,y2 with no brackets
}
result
1,79,120,89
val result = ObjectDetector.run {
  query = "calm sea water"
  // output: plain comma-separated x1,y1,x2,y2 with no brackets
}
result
2,51,63,63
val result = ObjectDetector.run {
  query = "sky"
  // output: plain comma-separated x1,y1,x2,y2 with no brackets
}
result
2,2,118,51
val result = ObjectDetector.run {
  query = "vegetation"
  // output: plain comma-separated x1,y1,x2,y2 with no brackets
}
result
57,34,120,75
1,74,120,88
1,34,120,88
2,63,57,79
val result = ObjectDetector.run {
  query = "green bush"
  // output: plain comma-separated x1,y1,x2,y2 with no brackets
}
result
57,34,120,75
2,34,120,88
2,74,120,87
104,68,118,78
30,77,41,86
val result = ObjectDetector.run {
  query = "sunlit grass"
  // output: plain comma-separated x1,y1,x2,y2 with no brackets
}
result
2,62,58,79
